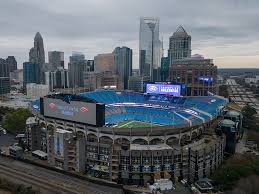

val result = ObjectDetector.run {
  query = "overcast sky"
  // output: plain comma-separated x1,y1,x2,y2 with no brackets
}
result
0,0,259,69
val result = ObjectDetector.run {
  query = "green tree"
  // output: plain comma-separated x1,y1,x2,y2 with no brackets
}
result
3,108,32,134
212,155,259,191
241,105,257,130
0,106,14,123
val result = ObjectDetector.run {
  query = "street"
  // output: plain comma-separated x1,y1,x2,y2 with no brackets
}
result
235,130,248,153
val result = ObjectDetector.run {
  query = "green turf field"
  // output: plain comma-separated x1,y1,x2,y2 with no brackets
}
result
113,120,161,128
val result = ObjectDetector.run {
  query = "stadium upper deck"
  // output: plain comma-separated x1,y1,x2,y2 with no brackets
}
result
31,90,227,129
79,90,227,127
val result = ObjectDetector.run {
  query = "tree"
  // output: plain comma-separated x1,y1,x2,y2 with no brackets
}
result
242,105,257,117
0,106,14,123
212,154,259,191
3,108,32,134
241,105,258,130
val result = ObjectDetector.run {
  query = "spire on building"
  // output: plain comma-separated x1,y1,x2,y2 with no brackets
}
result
29,32,45,83
35,32,42,39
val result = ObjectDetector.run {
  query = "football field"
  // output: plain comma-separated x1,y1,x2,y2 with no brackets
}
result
113,120,161,128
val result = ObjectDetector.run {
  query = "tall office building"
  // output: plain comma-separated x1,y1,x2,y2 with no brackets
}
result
0,58,9,77
87,60,95,72
168,26,191,65
48,51,65,70
94,53,115,73
0,58,10,95
128,75,150,92
68,52,88,88
114,47,133,89
23,62,39,85
0,78,10,95
169,55,217,96
29,32,45,83
160,57,169,81
6,56,17,73
139,17,161,81
10,69,23,83
45,69,69,91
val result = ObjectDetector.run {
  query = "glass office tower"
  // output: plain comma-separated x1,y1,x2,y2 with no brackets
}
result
139,17,161,81
114,47,133,89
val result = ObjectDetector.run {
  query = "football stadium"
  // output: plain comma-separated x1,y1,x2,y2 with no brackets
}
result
30,86,229,185
82,90,226,128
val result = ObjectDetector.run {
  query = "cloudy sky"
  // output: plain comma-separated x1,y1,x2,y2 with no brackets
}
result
0,0,259,69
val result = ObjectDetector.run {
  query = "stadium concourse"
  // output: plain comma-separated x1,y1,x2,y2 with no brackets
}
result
29,89,228,185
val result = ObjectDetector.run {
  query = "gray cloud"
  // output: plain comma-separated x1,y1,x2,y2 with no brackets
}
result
0,0,259,68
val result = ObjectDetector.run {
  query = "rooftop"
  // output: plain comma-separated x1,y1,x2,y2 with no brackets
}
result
26,117,37,125
32,150,47,157
218,119,235,127
194,179,213,191
172,26,189,37
225,110,241,117
9,145,23,151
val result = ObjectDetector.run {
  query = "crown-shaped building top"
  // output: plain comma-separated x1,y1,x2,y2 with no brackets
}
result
173,26,189,36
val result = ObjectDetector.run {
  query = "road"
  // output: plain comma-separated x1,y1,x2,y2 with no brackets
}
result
0,156,123,194
226,78,259,114
236,130,248,153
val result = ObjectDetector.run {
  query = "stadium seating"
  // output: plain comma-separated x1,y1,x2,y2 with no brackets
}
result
79,90,228,126
31,90,227,127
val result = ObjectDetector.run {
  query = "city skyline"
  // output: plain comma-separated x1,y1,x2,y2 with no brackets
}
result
0,0,259,69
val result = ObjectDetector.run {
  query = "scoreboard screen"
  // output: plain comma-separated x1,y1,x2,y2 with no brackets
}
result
146,83,181,96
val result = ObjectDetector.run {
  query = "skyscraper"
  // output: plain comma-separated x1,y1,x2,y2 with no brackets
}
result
139,17,161,81
68,52,88,88
29,32,45,83
45,69,69,91
0,58,10,95
94,53,115,73
6,56,17,73
87,60,95,72
23,62,39,85
168,26,191,65
114,47,132,89
160,57,169,81
48,51,65,70
0,58,9,77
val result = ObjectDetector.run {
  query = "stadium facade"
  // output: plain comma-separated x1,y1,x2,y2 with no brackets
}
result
28,89,230,185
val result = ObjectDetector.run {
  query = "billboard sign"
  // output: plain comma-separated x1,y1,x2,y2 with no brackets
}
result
43,97,98,125
146,83,181,96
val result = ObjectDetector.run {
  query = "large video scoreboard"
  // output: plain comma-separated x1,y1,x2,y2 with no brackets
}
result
40,95,105,127
145,83,182,96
